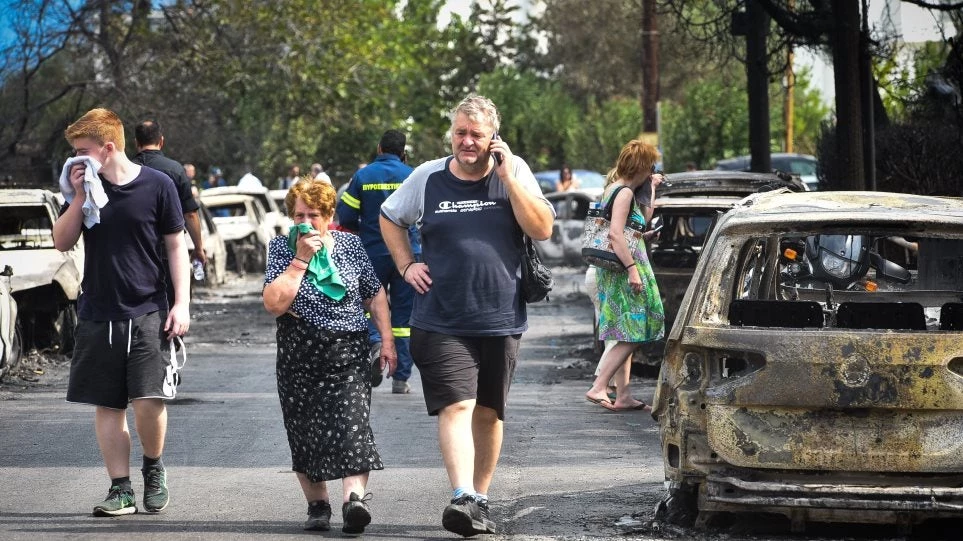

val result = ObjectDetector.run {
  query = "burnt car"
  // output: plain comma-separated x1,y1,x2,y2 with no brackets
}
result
0,189,82,357
653,190,963,532
534,191,593,266
638,171,805,362
199,193,272,274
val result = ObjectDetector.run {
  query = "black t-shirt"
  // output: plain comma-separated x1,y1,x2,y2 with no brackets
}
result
132,149,199,214
63,166,185,320
381,156,553,336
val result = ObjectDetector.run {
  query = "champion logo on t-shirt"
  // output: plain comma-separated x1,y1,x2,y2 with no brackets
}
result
436,199,499,214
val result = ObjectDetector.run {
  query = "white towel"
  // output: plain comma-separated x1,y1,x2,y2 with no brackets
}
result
59,156,109,228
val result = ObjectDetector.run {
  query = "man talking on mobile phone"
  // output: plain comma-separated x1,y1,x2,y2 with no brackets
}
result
380,95,554,537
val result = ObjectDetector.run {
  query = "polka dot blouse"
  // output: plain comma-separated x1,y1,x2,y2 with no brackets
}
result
264,231,382,332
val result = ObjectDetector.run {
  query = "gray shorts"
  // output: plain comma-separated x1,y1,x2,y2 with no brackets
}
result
66,311,173,409
410,328,520,420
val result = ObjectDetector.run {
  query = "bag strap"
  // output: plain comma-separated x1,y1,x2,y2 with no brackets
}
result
601,185,632,220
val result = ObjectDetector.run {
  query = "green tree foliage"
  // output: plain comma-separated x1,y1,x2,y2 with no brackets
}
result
661,65,828,172
0,0,506,186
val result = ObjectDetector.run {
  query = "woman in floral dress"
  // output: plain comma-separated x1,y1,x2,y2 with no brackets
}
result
584,139,665,412
263,178,397,534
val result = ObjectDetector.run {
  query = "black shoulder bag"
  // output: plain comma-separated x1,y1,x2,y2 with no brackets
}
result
521,235,554,303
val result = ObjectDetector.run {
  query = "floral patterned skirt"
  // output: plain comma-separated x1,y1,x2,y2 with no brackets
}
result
596,252,665,343
275,314,383,482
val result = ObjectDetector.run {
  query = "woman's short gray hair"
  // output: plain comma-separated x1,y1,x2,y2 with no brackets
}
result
450,94,501,134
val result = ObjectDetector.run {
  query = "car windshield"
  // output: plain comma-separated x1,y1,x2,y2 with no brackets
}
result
207,203,249,218
649,211,718,268
0,205,54,249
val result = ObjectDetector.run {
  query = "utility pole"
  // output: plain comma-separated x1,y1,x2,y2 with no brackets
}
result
641,0,660,136
746,0,771,173
784,0,795,153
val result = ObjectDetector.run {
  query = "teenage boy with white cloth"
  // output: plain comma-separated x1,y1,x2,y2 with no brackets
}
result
53,108,191,517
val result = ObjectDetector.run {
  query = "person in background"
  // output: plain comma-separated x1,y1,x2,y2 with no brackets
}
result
183,163,200,198
132,119,206,300
336,129,419,395
263,178,396,535
53,108,190,517
380,95,554,537
311,162,332,184
279,164,300,189
685,161,698,172
555,164,579,192
584,138,665,412
204,167,227,189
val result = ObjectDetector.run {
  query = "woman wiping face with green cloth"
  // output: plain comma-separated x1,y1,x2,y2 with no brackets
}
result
262,177,397,535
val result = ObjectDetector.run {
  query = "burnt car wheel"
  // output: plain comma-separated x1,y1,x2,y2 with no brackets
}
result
0,318,23,381
55,303,77,354
654,483,699,527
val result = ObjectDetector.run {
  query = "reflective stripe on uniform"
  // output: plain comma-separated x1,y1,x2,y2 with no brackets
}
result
341,192,361,209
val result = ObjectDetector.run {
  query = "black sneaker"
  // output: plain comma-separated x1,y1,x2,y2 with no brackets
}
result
442,494,488,537
342,492,372,535
92,485,137,517
476,499,497,534
369,342,383,387
304,500,332,531
141,466,169,513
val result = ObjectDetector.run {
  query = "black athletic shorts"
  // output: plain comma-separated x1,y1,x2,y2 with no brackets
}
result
66,311,173,410
409,328,521,420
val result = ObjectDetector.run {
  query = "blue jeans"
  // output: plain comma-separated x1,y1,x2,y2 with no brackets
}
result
367,253,416,381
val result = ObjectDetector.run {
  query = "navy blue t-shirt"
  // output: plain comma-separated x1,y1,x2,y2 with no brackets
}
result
381,156,553,336
62,166,185,320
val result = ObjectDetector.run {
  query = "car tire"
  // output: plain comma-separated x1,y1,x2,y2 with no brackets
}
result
246,238,266,274
203,256,218,287
55,303,77,355
0,317,23,382
654,483,699,528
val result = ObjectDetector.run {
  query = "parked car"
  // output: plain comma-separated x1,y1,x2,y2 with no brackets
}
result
715,152,819,191
185,201,228,286
0,189,83,356
201,185,286,236
641,171,806,361
268,189,294,234
534,191,594,266
533,169,607,198
653,190,963,532
199,193,272,274
0,265,20,380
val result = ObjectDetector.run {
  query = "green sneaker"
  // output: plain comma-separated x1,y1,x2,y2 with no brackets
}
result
142,466,169,512
92,485,137,517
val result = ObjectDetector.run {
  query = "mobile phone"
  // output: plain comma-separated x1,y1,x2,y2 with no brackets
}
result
492,132,503,165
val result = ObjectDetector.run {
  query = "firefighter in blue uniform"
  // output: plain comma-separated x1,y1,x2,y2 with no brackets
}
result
336,130,419,394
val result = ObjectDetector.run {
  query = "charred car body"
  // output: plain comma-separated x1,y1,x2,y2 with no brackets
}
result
199,193,272,274
0,189,82,363
638,171,805,362
654,190,963,531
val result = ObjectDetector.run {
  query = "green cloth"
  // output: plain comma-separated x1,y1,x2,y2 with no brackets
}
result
287,223,346,301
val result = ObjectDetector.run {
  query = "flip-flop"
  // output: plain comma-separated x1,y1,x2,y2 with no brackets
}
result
602,401,651,412
585,396,613,407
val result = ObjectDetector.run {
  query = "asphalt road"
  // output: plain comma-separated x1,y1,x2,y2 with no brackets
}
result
2,267,931,541
0,267,676,541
